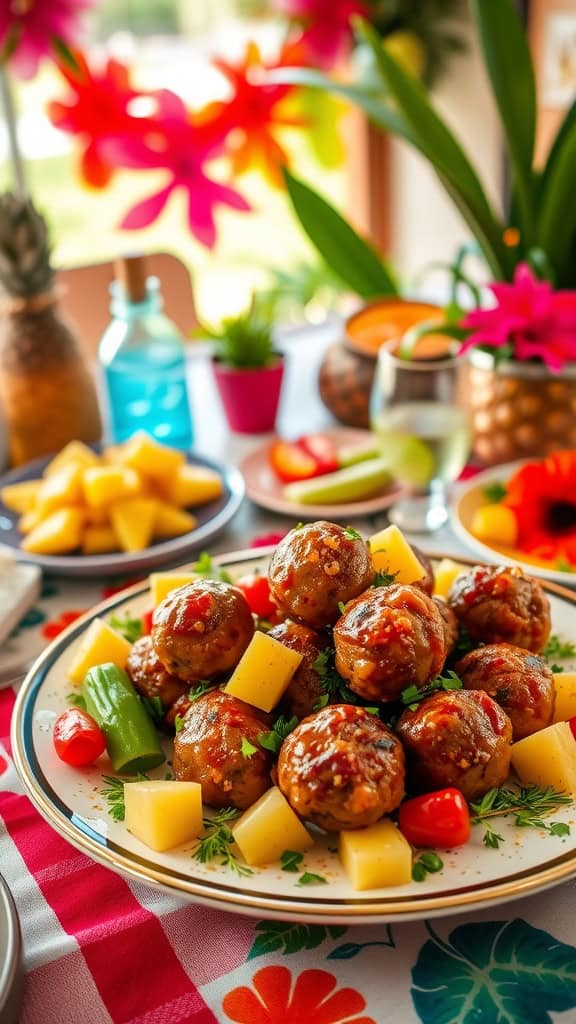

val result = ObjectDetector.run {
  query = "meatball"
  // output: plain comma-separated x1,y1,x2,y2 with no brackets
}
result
277,704,405,831
411,545,434,595
268,621,327,719
448,564,551,652
126,636,188,709
173,689,272,809
334,584,447,702
151,579,254,681
397,689,513,800
268,521,374,629
455,643,555,740
433,596,458,655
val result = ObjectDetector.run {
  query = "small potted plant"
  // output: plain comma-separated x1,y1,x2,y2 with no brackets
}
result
208,297,285,434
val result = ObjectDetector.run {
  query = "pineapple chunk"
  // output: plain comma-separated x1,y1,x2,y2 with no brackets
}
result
433,557,468,599
368,524,425,584
224,632,303,712
109,498,158,552
35,462,85,516
118,431,186,478
18,507,44,534
44,440,100,476
511,721,576,796
153,502,197,540
339,819,412,890
82,466,141,509
470,504,518,546
82,526,119,555
124,780,203,852
0,479,42,514
84,506,110,526
21,507,84,554
160,464,223,508
553,673,576,724
149,571,198,606
232,787,313,866
67,617,133,684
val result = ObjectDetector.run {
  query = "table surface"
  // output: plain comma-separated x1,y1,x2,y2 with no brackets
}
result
1,320,576,1024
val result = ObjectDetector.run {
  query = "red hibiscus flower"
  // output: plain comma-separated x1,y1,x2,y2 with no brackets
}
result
273,0,370,69
222,965,376,1024
503,450,576,566
460,263,576,372
1,0,95,80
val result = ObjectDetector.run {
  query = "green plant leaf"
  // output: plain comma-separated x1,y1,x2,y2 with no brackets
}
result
283,168,398,299
247,920,344,959
541,96,576,201
412,919,576,1023
536,122,576,287
472,0,536,245
354,20,512,281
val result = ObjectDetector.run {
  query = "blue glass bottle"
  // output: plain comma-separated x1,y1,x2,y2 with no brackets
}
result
98,256,194,448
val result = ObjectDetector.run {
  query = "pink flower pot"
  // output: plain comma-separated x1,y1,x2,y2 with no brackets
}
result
212,357,285,434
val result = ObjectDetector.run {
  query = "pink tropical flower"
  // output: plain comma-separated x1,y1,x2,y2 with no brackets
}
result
460,263,576,371
222,965,376,1024
273,0,370,69
102,92,251,248
0,0,95,80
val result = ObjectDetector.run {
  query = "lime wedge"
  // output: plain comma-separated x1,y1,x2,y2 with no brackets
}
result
377,433,436,488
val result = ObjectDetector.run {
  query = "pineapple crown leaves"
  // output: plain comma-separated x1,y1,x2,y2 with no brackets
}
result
203,293,277,370
0,192,54,299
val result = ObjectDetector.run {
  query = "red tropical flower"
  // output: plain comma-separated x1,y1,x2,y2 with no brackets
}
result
222,965,376,1024
47,50,145,187
1,0,95,80
273,0,370,69
503,450,576,567
212,40,307,187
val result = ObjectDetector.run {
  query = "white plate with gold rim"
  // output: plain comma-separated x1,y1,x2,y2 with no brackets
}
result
11,547,576,924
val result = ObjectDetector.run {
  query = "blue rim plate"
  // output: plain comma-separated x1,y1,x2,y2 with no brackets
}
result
10,548,576,924
0,451,244,578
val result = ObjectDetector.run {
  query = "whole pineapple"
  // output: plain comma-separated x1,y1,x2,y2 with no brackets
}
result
0,192,102,466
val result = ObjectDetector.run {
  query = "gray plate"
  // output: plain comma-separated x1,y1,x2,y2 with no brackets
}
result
0,872,23,1024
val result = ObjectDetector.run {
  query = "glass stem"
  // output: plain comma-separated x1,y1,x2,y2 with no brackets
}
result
0,68,27,196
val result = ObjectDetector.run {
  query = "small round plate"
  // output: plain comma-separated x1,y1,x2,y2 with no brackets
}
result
0,451,245,578
11,547,576,924
239,428,405,521
452,461,576,585
0,872,23,1024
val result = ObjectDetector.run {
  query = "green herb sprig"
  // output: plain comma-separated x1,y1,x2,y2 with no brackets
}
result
109,611,143,644
312,647,358,707
188,681,215,702
193,552,232,584
192,808,252,876
469,784,573,849
297,871,327,886
483,481,507,503
258,714,298,755
280,850,304,872
542,634,576,662
100,774,149,822
401,670,463,712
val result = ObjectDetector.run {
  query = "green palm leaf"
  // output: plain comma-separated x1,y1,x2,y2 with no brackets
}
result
537,123,576,286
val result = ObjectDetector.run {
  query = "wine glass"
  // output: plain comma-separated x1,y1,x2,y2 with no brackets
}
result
369,337,472,532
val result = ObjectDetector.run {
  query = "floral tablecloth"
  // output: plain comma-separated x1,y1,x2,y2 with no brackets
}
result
2,537,576,1023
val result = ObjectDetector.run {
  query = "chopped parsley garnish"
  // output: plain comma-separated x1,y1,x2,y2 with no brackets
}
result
312,647,358,705
241,737,258,759
482,481,507,503
193,551,232,584
141,694,164,724
401,671,463,711
188,680,214,702
337,600,346,614
109,611,143,643
258,714,298,754
100,774,149,822
297,871,327,886
192,808,252,876
450,625,476,660
343,526,362,540
67,692,86,710
412,851,444,882
542,634,576,661
373,569,398,587
469,784,573,849
280,850,304,872
174,714,185,734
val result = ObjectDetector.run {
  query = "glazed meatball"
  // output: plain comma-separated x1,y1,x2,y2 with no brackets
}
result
268,521,374,629
277,704,405,831
455,643,555,740
126,636,189,709
173,690,272,809
433,596,458,655
151,579,254,681
397,689,513,800
411,545,434,595
448,565,551,652
334,584,447,702
268,621,327,719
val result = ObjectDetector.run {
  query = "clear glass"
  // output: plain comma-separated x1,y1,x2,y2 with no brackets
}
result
369,341,472,532
98,277,194,448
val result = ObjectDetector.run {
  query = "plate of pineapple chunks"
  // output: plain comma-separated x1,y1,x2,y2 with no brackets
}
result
0,433,244,577
10,525,576,923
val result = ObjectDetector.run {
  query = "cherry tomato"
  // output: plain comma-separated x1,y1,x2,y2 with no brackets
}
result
398,787,471,849
141,608,155,635
236,572,278,619
53,707,106,767
569,716,576,740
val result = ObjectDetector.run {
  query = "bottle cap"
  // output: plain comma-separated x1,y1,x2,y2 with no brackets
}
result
114,254,148,304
